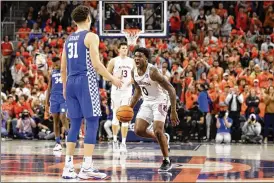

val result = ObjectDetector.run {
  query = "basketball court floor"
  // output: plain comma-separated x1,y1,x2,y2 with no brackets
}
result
2,140,274,182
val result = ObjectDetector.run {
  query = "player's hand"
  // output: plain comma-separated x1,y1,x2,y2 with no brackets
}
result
170,110,179,127
111,77,123,88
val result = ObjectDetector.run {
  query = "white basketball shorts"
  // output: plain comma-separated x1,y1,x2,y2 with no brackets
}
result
136,99,169,125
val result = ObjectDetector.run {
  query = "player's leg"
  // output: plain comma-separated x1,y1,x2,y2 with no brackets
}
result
60,102,69,139
78,116,107,179
153,102,172,172
77,75,107,179
134,118,156,139
111,96,121,150
50,98,62,151
62,78,82,179
134,102,156,139
119,96,132,152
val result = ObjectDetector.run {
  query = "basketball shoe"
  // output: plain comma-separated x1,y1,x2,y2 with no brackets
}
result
62,166,77,179
78,166,107,180
53,143,62,151
119,143,127,153
158,159,172,172
113,141,119,151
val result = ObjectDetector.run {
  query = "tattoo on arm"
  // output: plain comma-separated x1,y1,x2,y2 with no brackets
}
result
150,67,177,111
129,70,142,108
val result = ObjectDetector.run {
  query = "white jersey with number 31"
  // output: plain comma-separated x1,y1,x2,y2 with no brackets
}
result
111,56,134,94
134,63,168,101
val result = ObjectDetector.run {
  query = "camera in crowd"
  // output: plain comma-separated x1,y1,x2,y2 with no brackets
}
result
249,114,257,123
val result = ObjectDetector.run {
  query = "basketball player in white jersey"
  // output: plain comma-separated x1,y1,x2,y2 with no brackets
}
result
129,47,179,172
106,42,135,152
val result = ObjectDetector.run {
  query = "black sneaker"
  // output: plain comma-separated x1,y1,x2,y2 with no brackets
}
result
158,159,172,172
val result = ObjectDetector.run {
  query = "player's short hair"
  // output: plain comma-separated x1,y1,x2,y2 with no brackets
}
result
134,47,150,60
52,57,60,62
118,42,128,49
71,5,91,23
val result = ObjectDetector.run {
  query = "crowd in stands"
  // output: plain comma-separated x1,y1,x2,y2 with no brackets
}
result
1,1,274,144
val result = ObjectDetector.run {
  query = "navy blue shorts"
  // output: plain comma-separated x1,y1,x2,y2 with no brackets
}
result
66,75,101,119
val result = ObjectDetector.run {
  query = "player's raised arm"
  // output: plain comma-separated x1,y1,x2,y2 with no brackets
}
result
150,67,179,126
85,32,122,88
61,47,67,99
129,70,142,108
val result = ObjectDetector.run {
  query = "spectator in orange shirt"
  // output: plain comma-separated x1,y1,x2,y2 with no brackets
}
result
220,73,234,91
14,95,34,119
258,67,272,88
208,60,224,81
216,3,227,19
1,36,14,72
17,22,31,41
1,95,15,118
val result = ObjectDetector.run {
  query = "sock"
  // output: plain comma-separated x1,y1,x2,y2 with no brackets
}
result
82,156,92,169
163,157,170,162
122,138,126,144
113,135,117,142
55,136,61,144
65,155,73,167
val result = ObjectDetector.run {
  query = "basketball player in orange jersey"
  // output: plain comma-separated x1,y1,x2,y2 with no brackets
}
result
106,42,135,153
129,47,179,172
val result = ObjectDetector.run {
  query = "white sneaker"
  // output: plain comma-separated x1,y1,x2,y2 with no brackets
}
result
165,133,170,152
120,143,127,153
113,141,119,151
62,166,77,179
53,143,62,151
78,167,107,180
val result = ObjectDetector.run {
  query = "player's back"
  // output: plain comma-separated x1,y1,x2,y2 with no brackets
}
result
50,69,63,96
64,30,101,117
65,30,96,79
134,63,168,102
111,56,134,94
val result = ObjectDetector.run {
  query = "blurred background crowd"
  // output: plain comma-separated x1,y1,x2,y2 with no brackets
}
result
1,1,274,144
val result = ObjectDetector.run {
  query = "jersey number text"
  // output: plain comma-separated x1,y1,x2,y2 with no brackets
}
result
67,43,79,59
142,87,148,96
54,77,62,84
121,70,127,77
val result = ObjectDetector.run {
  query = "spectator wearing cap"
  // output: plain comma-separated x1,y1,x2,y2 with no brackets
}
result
261,36,274,52
263,86,274,144
225,86,244,141
241,113,263,144
220,72,234,91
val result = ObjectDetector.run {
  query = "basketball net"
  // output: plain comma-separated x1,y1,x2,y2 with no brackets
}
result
123,29,142,46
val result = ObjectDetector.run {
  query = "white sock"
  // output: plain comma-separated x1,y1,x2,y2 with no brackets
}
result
82,156,92,169
122,138,126,144
163,157,170,162
113,135,117,142
65,155,73,167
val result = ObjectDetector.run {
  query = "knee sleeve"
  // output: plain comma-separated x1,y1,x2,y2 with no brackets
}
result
67,117,82,143
121,122,129,127
84,117,99,144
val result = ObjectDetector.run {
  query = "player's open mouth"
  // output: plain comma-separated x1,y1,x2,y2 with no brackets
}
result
135,61,140,66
